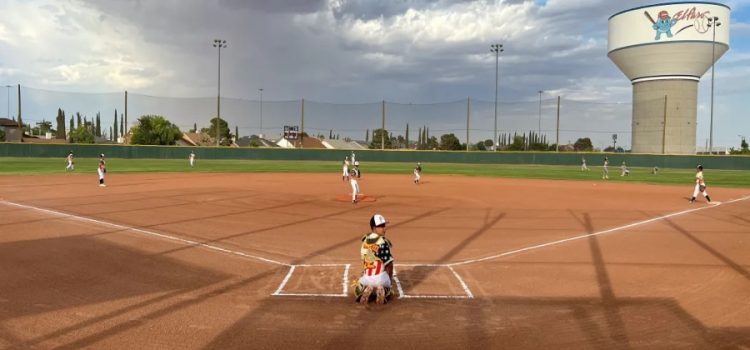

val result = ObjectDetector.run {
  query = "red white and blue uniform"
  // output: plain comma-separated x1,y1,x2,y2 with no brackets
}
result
359,232,393,288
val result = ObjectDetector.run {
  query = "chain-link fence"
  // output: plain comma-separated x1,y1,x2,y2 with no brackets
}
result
8,85,637,149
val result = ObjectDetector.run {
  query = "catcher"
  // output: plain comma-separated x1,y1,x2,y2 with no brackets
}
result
353,214,395,305
689,165,711,203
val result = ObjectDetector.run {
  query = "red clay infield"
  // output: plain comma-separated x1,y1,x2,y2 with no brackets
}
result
1,172,749,349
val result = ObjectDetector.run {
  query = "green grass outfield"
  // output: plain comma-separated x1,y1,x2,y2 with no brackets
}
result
1,157,749,188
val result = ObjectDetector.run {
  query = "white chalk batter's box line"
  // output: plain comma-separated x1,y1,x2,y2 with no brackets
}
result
271,263,474,299
3,196,749,300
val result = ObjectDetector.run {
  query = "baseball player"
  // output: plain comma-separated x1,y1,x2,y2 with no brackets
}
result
689,165,712,203
581,157,589,171
353,160,361,178
620,161,630,176
354,214,395,305
65,151,75,171
350,169,359,203
413,162,422,184
189,151,195,167
602,157,609,180
97,153,107,187
342,157,350,182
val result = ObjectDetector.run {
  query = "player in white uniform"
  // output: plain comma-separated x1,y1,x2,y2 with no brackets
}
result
354,214,394,305
689,165,712,203
65,151,75,171
189,151,195,167
620,161,630,176
581,157,589,171
350,170,359,203
414,162,422,184
97,154,107,187
602,157,609,180
342,157,350,182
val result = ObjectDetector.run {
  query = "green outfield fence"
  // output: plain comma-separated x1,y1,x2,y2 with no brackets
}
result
1,143,749,170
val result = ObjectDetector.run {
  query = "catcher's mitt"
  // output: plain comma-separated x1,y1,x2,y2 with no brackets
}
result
103,168,107,173
699,184,706,192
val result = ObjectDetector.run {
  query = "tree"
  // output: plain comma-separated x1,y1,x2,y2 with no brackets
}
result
56,108,66,139
0,128,5,142
113,111,118,141
369,128,393,149
425,136,438,150
130,115,183,145
191,123,197,133
508,135,526,151
573,137,593,152
121,113,125,136
405,123,410,148
109,126,113,141
201,117,233,145
76,112,82,129
235,126,239,140
439,133,463,150
34,120,53,136
365,129,369,143
69,116,74,135
68,126,95,144
96,112,101,137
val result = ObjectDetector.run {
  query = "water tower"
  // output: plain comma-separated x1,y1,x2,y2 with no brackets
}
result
608,2,730,154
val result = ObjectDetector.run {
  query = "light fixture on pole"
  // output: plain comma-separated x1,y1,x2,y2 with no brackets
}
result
490,44,503,150
213,39,227,147
537,90,543,135
707,16,721,154
259,88,264,138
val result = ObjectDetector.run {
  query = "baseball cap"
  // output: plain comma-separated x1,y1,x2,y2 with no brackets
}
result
370,214,388,228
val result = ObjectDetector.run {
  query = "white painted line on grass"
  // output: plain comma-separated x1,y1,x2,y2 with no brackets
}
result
0,200,290,267
448,195,750,267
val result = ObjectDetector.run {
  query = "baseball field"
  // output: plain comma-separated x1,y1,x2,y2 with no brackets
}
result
1,158,749,349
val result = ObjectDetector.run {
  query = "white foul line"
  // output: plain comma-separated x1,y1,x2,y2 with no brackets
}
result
0,200,290,267
448,195,750,267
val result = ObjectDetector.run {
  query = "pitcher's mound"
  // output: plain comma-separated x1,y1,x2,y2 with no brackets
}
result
335,194,376,202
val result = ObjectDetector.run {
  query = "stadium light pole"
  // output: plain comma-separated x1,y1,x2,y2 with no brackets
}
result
259,88,264,138
490,44,503,150
213,39,227,147
537,90,543,135
707,16,721,154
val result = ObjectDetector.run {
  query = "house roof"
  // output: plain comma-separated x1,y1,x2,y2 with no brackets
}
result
181,132,213,146
0,118,19,127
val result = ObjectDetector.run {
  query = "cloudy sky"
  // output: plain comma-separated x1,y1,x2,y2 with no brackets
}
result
0,0,748,149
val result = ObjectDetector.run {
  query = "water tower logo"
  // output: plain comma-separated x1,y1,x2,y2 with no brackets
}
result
645,6,712,40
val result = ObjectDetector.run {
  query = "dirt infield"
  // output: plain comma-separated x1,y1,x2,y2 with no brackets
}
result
1,172,749,349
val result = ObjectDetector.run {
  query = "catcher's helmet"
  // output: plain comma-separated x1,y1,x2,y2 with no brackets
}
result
697,165,703,171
